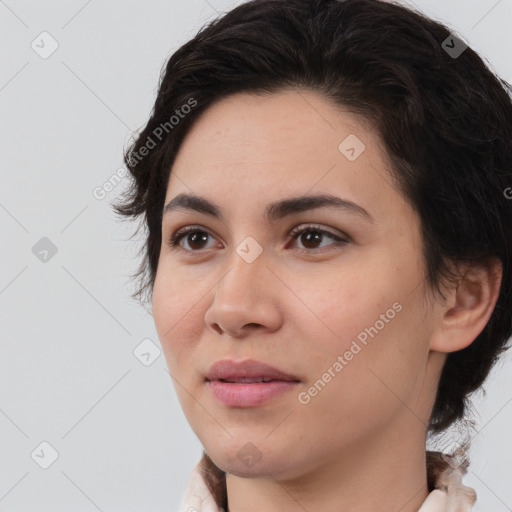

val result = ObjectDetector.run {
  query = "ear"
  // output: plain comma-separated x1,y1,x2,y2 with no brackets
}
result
429,258,503,353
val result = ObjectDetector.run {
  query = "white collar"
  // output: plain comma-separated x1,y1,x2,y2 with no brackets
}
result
179,458,477,512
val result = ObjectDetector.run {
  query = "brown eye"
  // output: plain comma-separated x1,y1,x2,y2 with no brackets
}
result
169,226,217,251
167,223,348,254
288,224,348,253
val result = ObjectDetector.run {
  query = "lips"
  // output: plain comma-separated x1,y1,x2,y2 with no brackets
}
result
219,377,279,383
205,358,300,383
205,358,300,407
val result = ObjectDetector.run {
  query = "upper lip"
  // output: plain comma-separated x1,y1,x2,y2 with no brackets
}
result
205,358,300,382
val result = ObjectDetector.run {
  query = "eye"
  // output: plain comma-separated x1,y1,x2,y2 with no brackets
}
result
168,225,219,252
167,224,348,254
287,224,348,253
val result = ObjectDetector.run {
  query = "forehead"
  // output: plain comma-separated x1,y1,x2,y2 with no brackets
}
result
165,89,405,224
173,88,380,165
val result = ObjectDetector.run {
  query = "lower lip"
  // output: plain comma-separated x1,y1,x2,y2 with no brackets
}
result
207,380,298,407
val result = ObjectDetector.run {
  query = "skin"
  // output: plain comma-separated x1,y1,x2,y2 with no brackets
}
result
152,89,502,512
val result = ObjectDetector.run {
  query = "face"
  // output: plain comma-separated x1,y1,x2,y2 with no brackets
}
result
152,89,442,481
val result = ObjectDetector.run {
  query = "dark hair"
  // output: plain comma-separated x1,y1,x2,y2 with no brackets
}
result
113,0,512,505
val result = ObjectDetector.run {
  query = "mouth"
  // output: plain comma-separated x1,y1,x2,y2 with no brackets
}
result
208,377,298,383
205,358,300,382
206,379,299,407
204,358,301,407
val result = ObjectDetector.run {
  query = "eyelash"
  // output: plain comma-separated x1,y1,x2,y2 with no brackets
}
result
167,224,348,255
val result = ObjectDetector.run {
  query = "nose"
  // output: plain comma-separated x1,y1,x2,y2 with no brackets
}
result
204,248,282,338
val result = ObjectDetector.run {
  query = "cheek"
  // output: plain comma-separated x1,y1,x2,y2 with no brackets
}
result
293,300,425,446
289,255,424,390
286,259,397,349
152,268,206,372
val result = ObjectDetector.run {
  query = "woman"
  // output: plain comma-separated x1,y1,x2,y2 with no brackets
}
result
113,0,512,510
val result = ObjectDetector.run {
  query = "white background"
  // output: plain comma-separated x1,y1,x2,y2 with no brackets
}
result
1,0,511,510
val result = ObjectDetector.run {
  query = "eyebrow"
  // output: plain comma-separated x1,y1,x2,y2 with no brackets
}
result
163,192,374,223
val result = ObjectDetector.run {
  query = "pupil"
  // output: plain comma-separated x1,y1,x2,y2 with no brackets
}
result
190,232,208,249
302,231,321,248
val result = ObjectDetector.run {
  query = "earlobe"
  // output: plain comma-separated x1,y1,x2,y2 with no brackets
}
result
429,258,502,354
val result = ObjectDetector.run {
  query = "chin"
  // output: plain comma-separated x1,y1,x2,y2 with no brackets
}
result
207,442,301,480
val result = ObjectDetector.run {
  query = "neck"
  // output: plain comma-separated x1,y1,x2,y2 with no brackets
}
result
225,427,429,512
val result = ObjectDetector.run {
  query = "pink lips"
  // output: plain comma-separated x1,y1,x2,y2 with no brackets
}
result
205,358,300,407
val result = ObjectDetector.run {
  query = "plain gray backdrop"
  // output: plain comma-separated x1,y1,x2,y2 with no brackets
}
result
1,0,511,510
